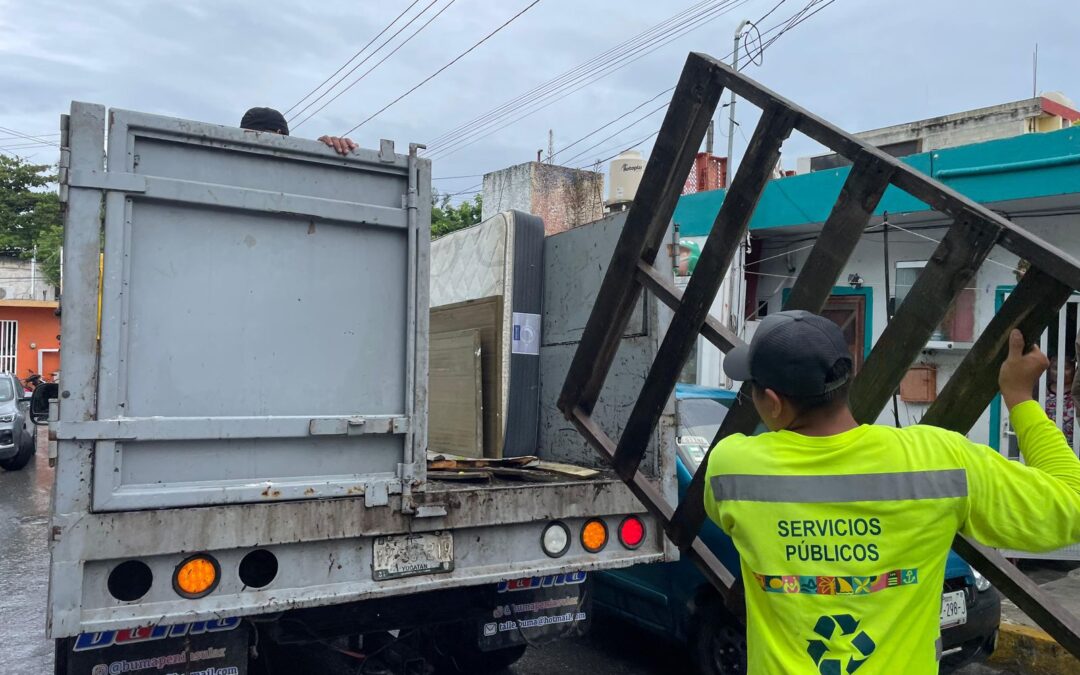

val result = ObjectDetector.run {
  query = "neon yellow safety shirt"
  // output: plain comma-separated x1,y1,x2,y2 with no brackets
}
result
703,400,1080,675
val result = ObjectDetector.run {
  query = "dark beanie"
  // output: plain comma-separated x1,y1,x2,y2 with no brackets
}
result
240,107,289,135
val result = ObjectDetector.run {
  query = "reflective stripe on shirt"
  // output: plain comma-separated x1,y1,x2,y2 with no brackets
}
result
710,469,968,503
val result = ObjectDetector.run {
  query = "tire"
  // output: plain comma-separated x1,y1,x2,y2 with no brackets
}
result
691,599,747,675
0,432,34,471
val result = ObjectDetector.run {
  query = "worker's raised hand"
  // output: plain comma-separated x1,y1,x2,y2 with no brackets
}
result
999,328,1049,410
318,135,358,156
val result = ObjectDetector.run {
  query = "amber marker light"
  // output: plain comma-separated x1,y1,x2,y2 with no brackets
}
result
173,554,220,599
581,519,609,553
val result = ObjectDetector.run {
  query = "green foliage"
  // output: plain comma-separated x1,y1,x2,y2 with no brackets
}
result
0,155,62,286
431,191,482,239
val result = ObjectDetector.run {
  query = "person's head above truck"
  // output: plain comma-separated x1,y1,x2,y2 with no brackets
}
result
239,106,357,156
722,309,853,432
240,107,289,135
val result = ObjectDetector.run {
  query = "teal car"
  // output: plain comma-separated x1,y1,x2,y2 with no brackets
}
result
593,384,1000,675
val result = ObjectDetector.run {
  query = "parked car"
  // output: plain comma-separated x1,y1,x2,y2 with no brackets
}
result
0,372,35,471
594,383,1000,674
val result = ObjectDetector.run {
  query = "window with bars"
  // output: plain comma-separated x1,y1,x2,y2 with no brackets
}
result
0,320,15,374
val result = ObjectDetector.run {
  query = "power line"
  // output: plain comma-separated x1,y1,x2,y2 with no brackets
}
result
424,0,721,150
577,129,662,170
548,88,674,161
0,133,59,142
558,102,669,167
425,0,750,159
284,0,423,117
546,0,836,170
290,0,451,129
0,126,59,147
433,173,485,180
341,0,542,136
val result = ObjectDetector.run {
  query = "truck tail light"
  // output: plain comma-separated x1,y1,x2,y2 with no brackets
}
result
580,519,609,553
618,515,646,549
173,554,220,599
541,521,571,558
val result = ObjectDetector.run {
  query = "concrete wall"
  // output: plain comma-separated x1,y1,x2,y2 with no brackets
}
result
681,213,1079,447
857,99,1042,152
0,256,56,301
0,302,60,381
482,162,603,236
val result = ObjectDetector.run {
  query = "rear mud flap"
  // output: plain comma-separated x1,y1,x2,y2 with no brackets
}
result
59,618,248,675
478,571,592,651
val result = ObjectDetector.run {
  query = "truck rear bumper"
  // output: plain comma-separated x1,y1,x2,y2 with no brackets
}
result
49,478,667,637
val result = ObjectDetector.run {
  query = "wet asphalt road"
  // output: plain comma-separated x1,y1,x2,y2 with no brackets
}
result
1,430,55,673
1,434,1008,675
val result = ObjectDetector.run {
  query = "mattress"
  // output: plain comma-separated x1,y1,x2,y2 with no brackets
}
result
430,210,544,457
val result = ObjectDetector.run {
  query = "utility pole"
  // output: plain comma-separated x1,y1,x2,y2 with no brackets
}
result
726,19,750,186
547,129,554,164
706,120,714,154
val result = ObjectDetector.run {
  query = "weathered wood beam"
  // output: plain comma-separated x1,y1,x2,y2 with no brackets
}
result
695,52,1080,293
611,103,799,480
850,214,1001,424
921,267,1072,431
635,261,744,353
567,407,741,608
954,535,1080,656
667,152,894,550
558,53,725,417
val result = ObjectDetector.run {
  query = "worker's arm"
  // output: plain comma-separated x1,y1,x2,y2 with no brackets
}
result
960,330,1080,551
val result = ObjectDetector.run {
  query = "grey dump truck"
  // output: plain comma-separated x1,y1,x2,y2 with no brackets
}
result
44,102,679,674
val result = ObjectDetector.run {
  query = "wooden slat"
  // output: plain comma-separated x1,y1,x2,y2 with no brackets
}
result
921,267,1072,431
612,103,799,480
558,53,725,416
666,153,894,549
695,51,1080,293
567,407,740,607
635,261,743,353
954,535,1080,656
850,214,1002,423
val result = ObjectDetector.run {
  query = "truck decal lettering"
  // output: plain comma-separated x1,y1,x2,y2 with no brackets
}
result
73,617,241,651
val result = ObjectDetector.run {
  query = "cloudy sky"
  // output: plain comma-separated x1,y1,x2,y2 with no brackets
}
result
1,0,1076,199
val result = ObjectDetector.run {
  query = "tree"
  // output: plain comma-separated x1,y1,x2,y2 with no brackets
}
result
0,155,62,286
431,191,483,239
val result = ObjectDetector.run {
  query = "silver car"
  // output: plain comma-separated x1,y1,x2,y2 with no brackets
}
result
0,373,35,471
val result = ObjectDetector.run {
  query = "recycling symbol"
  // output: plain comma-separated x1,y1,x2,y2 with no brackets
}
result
806,614,876,675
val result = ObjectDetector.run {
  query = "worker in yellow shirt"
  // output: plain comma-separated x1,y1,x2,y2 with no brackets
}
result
703,310,1080,675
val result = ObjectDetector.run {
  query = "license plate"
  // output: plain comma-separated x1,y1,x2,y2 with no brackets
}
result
940,590,967,628
373,532,454,581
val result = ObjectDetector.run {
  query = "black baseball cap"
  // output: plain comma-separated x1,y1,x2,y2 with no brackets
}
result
723,310,852,397
240,107,289,135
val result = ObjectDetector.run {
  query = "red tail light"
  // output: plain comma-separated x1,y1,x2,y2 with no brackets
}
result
618,515,646,549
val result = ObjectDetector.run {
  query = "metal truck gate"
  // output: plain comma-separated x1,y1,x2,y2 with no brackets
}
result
558,52,1080,655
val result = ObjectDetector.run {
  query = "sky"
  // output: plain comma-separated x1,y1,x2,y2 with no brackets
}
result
0,0,1076,201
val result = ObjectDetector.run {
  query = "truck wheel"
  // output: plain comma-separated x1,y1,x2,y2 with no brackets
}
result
432,643,527,675
691,599,747,675
0,433,35,471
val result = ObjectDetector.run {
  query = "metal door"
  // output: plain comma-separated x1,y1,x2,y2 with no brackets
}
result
57,103,429,511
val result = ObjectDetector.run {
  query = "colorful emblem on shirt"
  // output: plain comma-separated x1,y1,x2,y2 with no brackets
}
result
754,569,919,595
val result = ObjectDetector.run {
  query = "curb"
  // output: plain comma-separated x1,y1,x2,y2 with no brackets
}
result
989,622,1080,674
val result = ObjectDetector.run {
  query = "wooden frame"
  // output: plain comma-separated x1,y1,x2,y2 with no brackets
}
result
558,51,1080,654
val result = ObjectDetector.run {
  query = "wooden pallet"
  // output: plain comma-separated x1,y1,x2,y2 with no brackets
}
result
557,51,1080,654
